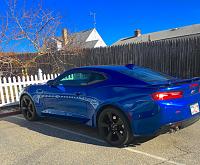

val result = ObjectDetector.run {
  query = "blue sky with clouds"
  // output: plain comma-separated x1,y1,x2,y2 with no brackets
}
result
0,0,200,51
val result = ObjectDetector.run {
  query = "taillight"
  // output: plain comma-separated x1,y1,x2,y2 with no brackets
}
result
152,91,183,101
190,83,199,88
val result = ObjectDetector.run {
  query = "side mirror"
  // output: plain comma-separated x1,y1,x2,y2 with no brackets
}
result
47,80,56,86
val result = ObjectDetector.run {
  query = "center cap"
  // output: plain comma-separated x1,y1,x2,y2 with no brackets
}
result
111,124,118,131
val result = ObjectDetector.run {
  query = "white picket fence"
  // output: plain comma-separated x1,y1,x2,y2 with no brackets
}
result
0,69,59,107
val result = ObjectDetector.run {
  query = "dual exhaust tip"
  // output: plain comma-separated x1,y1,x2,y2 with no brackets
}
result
169,123,181,133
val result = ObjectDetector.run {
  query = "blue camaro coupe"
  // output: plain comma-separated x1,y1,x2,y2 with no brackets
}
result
20,64,200,147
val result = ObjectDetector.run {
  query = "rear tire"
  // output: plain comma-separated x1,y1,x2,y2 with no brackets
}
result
98,107,132,147
20,95,38,121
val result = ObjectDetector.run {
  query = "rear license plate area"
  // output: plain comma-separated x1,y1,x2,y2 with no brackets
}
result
190,103,200,115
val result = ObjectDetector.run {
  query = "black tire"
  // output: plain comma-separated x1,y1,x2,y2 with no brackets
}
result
20,95,38,121
98,107,132,147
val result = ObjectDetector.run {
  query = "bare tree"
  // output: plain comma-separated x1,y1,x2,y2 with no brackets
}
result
0,0,74,76
5,0,61,52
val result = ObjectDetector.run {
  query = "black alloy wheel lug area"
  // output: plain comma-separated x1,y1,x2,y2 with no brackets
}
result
109,122,121,135
100,111,127,143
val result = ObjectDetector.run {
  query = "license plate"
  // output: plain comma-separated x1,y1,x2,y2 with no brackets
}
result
190,103,200,115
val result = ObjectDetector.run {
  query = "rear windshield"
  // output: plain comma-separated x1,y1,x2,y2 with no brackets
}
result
120,67,174,83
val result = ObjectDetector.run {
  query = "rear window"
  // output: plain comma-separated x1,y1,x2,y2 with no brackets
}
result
120,67,174,83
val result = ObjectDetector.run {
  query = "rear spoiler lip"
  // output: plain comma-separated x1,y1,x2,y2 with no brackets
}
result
191,77,200,81
148,77,200,88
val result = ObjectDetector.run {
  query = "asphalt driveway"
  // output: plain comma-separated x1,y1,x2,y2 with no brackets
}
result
0,113,200,165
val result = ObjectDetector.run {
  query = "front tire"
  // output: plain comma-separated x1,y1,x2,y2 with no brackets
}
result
20,95,38,121
98,107,132,147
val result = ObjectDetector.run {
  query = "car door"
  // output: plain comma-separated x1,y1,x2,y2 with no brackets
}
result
42,71,91,122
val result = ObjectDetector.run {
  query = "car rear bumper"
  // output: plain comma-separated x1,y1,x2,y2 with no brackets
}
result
132,113,200,137
155,114,200,135
131,99,200,137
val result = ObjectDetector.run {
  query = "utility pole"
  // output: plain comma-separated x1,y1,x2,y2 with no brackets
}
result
90,12,96,28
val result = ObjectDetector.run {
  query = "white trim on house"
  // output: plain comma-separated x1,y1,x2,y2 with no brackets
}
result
86,29,107,48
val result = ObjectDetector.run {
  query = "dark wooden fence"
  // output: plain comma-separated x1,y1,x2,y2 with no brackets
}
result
2,35,200,78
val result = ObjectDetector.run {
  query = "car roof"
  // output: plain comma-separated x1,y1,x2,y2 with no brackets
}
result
78,65,133,71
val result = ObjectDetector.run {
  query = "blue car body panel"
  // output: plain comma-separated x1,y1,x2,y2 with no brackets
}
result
20,65,200,136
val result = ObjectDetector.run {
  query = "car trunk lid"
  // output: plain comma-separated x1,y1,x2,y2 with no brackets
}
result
149,77,200,99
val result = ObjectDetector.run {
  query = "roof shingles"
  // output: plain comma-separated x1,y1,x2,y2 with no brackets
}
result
57,28,97,48
113,24,200,46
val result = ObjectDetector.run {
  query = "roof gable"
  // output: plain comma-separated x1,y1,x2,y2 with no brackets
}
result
54,28,106,49
72,29,94,43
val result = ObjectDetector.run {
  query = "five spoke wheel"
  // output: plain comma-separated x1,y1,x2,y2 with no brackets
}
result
98,107,132,147
20,95,38,121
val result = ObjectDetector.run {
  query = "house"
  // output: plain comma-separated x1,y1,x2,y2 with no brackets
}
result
53,28,107,50
112,24,200,46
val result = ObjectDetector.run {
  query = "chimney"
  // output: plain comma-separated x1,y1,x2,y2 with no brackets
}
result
134,29,141,37
62,28,68,45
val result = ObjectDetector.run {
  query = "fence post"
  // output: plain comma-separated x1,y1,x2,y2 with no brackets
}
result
38,69,43,82
0,77,5,105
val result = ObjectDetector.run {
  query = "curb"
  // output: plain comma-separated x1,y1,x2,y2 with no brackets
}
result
0,107,21,118
0,111,21,118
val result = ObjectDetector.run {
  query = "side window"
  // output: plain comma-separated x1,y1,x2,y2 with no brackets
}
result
87,73,106,84
58,72,91,86
57,71,106,86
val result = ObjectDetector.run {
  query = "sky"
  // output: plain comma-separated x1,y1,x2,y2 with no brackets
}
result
44,0,200,45
0,0,200,51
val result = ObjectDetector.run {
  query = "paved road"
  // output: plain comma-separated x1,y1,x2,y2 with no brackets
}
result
0,114,200,165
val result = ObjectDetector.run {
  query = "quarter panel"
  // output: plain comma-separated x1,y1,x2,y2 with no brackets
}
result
85,83,159,128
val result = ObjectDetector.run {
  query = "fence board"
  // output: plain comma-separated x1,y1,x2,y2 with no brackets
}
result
1,35,200,79
0,69,59,107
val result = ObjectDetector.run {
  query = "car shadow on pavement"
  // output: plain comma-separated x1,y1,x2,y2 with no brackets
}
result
3,115,156,148
128,136,157,147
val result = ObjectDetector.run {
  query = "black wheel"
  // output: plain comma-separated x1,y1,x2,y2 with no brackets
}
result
20,95,38,121
98,107,132,147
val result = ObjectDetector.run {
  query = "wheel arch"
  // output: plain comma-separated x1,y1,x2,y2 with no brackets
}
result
95,104,131,129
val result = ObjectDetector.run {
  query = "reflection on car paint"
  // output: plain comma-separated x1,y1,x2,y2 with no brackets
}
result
33,93,100,109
